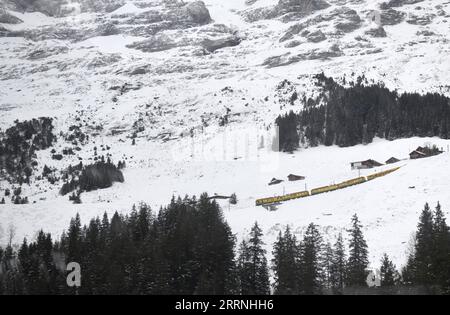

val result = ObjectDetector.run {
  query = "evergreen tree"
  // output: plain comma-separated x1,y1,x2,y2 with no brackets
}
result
414,203,435,285
380,254,397,287
194,194,237,295
238,222,270,295
66,213,82,263
272,226,300,295
276,111,300,152
0,246,3,295
330,233,347,294
401,251,416,286
274,75,450,149
322,243,334,291
298,223,324,295
346,214,369,287
432,203,450,293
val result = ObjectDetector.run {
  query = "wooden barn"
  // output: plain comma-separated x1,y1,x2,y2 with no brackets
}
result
409,150,427,160
386,157,400,164
410,146,444,160
287,174,305,181
350,159,383,170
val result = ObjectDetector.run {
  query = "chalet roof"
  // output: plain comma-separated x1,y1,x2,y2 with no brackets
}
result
351,159,383,165
386,157,400,163
414,146,444,154
287,174,305,178
269,178,284,185
416,146,426,152
410,150,427,156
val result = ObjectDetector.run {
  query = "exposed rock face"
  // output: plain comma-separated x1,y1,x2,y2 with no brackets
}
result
0,23,23,37
365,27,387,38
407,13,435,25
14,1,212,42
280,6,361,42
333,7,361,33
276,0,330,13
126,25,238,54
127,35,184,53
202,36,241,53
118,1,211,36
96,22,120,37
303,29,326,42
3,0,212,28
26,43,69,60
380,9,406,25
85,53,122,69
280,22,308,42
263,44,342,68
276,0,331,22
184,1,212,25
4,0,124,16
5,0,61,16
262,53,298,68
24,24,95,42
0,9,22,24
380,0,424,9
416,29,435,37
284,39,302,48
242,0,330,22
0,25,11,37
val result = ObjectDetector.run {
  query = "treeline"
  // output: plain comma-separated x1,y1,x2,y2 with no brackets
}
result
0,197,449,295
276,74,450,151
0,195,237,295
271,203,450,295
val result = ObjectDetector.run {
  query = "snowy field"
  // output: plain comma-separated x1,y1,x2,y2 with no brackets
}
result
1,136,449,270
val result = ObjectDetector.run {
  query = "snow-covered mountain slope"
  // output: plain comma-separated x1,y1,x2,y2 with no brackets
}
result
1,136,450,268
1,0,450,268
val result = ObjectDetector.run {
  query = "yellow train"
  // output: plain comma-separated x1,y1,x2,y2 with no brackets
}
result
255,167,401,206
337,177,367,189
366,167,401,181
311,184,339,196
255,190,309,206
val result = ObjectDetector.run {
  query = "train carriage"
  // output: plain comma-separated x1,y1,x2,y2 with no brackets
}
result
256,167,400,206
311,184,339,196
337,177,366,189
256,190,309,206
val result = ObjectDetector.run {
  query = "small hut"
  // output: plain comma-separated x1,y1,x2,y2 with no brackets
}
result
268,178,284,186
350,159,383,170
287,174,305,181
385,157,400,164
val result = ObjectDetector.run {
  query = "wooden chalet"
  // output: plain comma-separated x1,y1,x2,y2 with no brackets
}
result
385,157,400,164
350,159,383,170
409,146,443,160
